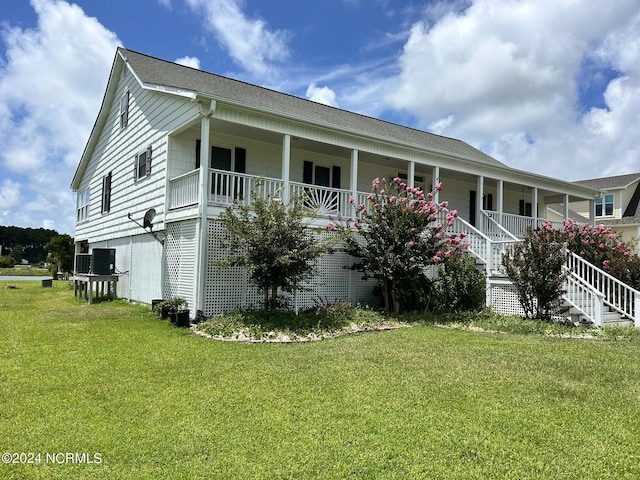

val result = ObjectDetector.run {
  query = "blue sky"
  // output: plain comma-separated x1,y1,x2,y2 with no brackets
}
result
1,0,639,235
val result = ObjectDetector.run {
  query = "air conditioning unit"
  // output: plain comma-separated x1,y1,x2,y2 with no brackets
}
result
91,248,116,275
75,254,91,274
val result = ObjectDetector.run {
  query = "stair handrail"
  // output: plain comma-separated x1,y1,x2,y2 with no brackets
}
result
479,211,519,242
567,251,640,326
562,263,605,327
443,215,491,268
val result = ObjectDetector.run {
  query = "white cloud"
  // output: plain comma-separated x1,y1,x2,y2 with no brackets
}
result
184,0,290,77
175,56,200,69
0,179,21,209
381,0,640,180
305,83,339,107
0,0,121,233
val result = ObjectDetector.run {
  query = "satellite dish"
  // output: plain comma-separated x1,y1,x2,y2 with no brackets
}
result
143,208,156,230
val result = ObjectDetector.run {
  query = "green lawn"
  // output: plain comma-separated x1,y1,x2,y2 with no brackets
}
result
0,267,50,276
2,281,640,479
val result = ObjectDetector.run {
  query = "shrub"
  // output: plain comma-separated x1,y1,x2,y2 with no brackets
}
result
433,254,486,313
337,177,469,313
502,230,568,320
539,220,640,290
0,256,14,268
218,182,326,311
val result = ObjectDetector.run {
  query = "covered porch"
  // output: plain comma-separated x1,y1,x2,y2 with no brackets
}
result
165,112,597,238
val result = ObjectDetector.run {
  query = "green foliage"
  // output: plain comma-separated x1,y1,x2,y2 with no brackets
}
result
543,220,640,290
45,233,74,275
0,256,14,268
218,182,326,311
0,225,59,263
155,297,188,318
338,177,468,313
433,254,486,312
502,230,568,320
8,244,24,264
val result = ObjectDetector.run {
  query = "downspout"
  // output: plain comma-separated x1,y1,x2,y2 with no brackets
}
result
195,99,215,316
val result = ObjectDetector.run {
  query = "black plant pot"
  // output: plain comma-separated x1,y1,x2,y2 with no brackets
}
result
171,310,190,327
151,299,163,312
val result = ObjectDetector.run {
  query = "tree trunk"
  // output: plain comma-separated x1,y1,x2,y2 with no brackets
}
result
263,288,269,311
392,280,400,314
382,281,390,312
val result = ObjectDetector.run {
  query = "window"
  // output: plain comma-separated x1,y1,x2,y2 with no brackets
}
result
596,193,614,217
197,141,247,198
77,188,90,222
303,161,341,188
120,91,129,128
101,172,112,214
134,146,152,181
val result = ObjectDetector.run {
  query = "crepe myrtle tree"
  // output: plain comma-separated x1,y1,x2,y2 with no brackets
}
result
335,177,470,313
218,183,327,312
542,220,640,290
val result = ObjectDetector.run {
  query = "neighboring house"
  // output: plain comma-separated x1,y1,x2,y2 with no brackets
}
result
72,48,606,319
561,174,640,250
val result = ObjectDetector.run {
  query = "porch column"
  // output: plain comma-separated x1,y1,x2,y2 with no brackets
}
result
589,199,596,227
350,149,358,219
477,176,484,226
497,180,504,224
196,102,213,315
563,194,570,221
349,149,359,303
432,166,440,204
282,134,291,203
532,187,538,224
407,161,415,188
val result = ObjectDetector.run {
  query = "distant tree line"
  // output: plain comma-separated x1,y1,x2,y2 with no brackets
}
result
0,226,69,266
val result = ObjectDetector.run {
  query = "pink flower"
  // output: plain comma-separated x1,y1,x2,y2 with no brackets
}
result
433,255,442,263
327,222,335,231
272,198,282,203
353,221,361,229
349,195,355,204
389,196,396,203
435,182,443,191
380,189,385,195
407,241,415,248
372,177,380,189
393,177,401,184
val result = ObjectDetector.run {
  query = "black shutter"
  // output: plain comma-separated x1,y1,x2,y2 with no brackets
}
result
519,199,525,216
146,146,152,176
234,147,246,173
470,191,476,227
195,139,201,169
303,161,313,184
332,166,341,189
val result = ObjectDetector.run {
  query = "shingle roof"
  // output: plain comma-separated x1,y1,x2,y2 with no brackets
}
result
120,48,505,169
574,173,640,190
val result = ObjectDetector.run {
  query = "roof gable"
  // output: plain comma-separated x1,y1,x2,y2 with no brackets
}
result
575,173,640,190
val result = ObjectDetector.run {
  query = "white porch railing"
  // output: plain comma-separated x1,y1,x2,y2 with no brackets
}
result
209,170,284,207
169,170,199,209
484,211,564,238
290,182,353,218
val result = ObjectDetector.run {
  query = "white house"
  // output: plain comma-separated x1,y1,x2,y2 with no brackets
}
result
73,48,639,325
